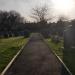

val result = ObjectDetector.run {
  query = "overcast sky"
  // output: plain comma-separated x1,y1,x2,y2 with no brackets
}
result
0,0,75,22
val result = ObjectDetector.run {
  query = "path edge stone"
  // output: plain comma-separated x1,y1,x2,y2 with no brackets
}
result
43,38,72,75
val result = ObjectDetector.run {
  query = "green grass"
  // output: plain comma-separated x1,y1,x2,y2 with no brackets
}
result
0,37,28,73
46,38,64,59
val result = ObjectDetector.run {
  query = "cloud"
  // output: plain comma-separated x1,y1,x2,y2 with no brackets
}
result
0,0,75,21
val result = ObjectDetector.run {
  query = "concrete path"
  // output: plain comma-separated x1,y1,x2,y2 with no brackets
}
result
3,33,71,75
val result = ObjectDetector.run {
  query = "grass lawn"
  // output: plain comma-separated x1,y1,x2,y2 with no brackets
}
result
0,37,28,73
46,38,64,59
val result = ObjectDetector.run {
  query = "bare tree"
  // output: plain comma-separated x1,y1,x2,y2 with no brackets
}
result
31,6,51,23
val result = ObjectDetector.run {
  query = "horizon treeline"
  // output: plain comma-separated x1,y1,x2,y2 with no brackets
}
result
0,9,75,38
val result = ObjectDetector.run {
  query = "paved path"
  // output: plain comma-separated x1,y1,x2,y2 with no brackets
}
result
4,33,71,75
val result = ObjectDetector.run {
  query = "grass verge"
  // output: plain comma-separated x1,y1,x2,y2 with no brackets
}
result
46,38,75,75
45,38,63,59
0,37,28,73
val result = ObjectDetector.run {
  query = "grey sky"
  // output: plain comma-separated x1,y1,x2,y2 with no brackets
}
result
0,0,75,21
